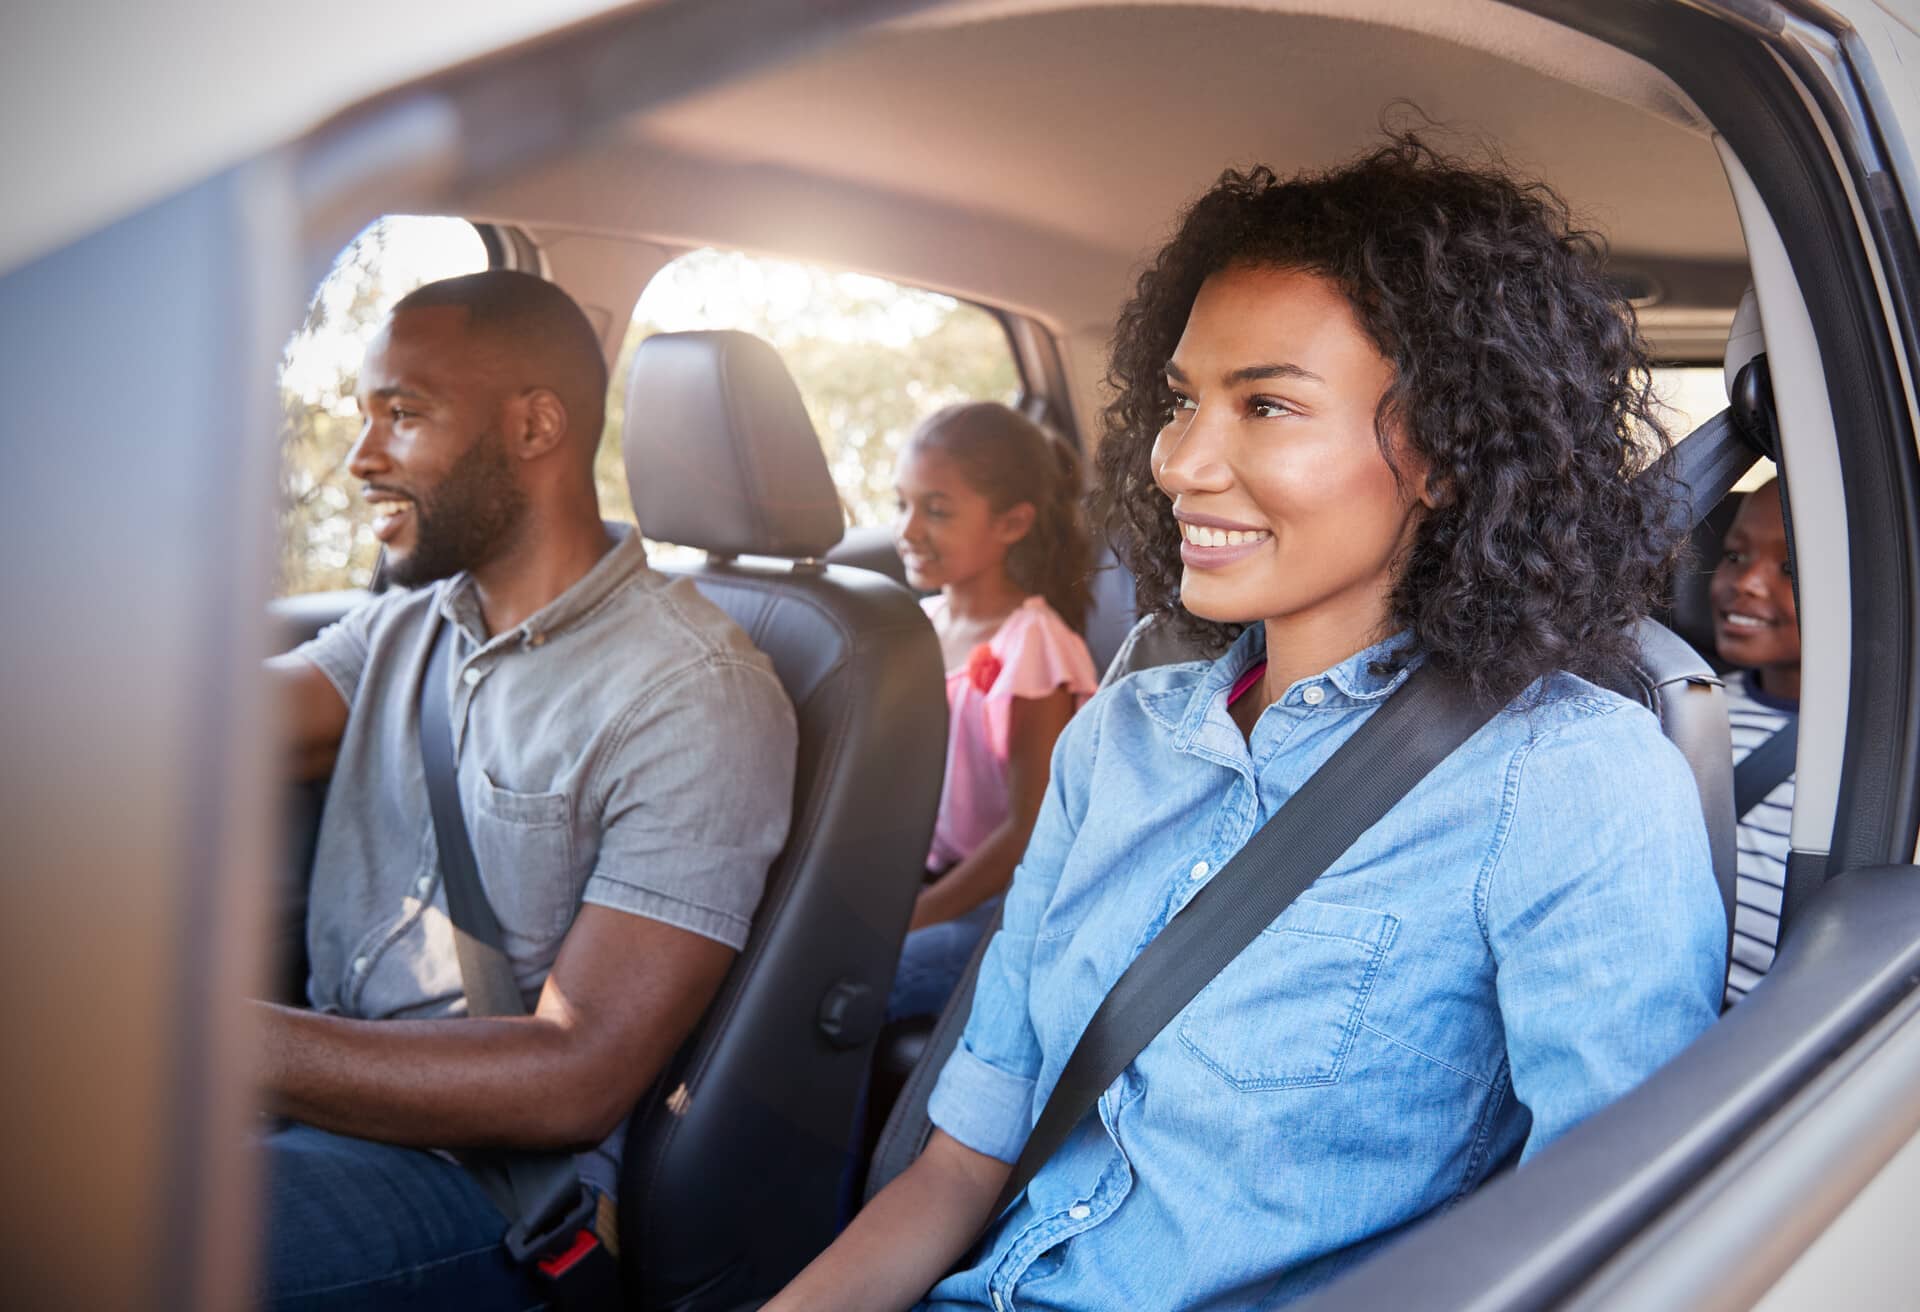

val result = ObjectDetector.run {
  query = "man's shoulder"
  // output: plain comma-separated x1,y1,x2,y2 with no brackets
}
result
601,569,775,667
578,570,789,725
302,583,441,666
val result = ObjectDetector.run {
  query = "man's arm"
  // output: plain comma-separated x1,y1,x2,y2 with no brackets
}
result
267,653,350,782
255,903,733,1148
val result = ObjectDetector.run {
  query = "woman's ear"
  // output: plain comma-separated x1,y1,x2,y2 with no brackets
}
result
995,501,1038,546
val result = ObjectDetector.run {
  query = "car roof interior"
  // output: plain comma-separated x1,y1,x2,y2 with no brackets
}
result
448,0,1750,417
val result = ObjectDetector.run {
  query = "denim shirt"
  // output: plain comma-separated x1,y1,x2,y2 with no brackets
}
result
923,628,1724,1311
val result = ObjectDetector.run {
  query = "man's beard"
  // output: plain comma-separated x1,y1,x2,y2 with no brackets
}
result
382,433,529,589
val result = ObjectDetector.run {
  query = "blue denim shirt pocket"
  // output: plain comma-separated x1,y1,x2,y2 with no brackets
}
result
1177,898,1400,1090
470,773,576,945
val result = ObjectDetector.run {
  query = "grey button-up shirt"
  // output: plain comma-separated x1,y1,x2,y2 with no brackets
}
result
295,525,796,1193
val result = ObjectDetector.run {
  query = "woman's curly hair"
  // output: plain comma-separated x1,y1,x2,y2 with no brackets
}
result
1094,131,1684,704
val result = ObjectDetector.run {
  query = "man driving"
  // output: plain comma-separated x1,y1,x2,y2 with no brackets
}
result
258,270,797,1309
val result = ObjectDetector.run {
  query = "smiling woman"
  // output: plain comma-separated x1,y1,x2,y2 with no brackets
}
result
767,132,1726,1312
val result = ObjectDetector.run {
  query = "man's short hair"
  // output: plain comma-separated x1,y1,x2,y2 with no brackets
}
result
394,270,609,444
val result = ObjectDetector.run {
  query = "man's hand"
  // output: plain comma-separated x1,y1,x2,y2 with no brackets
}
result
257,904,735,1149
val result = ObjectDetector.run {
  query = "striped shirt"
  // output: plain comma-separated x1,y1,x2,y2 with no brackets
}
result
1724,669,1799,1006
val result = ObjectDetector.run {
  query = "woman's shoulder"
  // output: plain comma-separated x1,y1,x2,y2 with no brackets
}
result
1494,669,1700,805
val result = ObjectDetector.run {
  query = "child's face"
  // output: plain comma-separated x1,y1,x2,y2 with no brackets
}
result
893,445,1031,592
1711,488,1800,676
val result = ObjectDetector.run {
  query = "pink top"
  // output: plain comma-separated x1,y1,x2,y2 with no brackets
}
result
1228,659,1268,706
923,595,1100,871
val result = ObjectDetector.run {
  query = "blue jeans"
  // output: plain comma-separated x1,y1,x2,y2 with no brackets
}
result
260,1124,550,1312
885,895,1002,1021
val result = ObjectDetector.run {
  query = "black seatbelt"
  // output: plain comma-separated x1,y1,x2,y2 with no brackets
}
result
1668,408,1766,541
1734,718,1799,820
417,618,619,1304
985,662,1493,1222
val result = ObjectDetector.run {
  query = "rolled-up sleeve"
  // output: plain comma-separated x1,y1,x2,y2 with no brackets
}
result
1482,706,1725,1161
583,657,797,950
294,591,394,705
928,693,1102,1162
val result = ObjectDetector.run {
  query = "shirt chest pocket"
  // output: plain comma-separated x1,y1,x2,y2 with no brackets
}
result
468,774,576,947
1177,898,1399,1091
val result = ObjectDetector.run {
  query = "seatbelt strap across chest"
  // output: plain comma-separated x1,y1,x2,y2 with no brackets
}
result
417,617,619,1303
1734,718,1799,820
986,661,1494,1222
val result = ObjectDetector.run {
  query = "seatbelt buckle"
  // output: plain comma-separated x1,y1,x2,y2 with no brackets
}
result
504,1185,602,1278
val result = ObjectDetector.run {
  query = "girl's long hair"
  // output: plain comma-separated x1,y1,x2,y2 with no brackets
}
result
910,401,1095,633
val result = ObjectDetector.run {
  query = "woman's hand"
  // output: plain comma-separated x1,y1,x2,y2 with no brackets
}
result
764,1130,1012,1312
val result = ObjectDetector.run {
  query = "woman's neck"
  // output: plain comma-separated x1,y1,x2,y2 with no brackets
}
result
1257,606,1392,705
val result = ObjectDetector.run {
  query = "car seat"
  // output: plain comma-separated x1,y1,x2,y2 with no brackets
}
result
616,329,947,1309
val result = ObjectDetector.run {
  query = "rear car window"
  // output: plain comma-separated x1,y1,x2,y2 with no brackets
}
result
277,216,490,597
601,248,1021,530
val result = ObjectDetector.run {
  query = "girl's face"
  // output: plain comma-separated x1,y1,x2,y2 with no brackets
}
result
893,444,1034,592
1152,264,1428,636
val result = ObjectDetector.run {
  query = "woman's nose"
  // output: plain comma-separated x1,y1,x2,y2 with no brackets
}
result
1154,411,1232,495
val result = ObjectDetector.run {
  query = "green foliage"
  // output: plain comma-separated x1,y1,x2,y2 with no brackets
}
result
600,250,1018,532
280,237,1018,596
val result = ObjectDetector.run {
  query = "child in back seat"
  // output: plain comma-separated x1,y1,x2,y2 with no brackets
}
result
886,402,1100,1021
1711,479,1801,1004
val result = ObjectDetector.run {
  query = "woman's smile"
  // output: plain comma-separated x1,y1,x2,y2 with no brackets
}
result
1175,511,1274,568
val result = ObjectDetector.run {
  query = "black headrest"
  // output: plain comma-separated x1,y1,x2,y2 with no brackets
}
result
622,330,845,559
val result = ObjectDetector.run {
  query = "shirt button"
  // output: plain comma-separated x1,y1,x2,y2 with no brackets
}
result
1302,684,1326,706
462,667,482,687
1190,861,1210,881
1068,1204,1091,1220
415,875,433,896
991,1293,1004,1312
351,956,369,975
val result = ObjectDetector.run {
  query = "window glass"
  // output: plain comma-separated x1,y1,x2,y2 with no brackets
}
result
601,249,1022,531
277,216,490,596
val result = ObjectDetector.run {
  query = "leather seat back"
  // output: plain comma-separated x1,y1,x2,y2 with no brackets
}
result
617,330,945,1309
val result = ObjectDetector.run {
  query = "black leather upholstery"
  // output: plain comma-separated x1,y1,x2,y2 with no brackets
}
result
824,523,911,586
865,613,1739,1202
617,334,946,1308
624,330,847,559
1082,543,1141,676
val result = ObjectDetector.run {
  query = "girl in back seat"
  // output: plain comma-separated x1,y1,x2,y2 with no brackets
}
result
772,133,1725,1312
886,402,1100,1022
